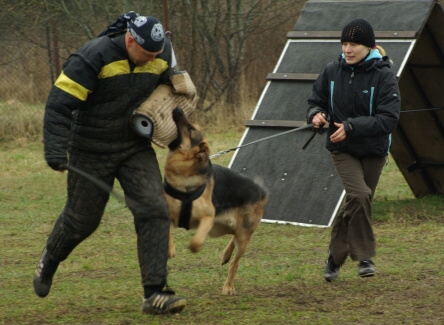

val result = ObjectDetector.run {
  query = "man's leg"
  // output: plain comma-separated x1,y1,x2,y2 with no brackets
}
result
117,147,186,314
34,151,114,297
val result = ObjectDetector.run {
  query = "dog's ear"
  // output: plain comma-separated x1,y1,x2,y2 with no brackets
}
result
195,142,210,162
196,151,209,162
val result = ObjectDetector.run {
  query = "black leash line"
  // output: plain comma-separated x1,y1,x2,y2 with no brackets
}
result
60,123,315,196
209,123,313,159
61,164,126,203
400,107,443,113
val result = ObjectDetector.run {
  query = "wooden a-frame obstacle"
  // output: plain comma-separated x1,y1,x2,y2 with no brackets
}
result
228,0,444,227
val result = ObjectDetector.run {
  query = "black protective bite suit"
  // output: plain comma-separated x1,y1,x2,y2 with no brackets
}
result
43,32,174,287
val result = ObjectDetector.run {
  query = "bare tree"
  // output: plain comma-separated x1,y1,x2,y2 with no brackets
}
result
168,0,302,119
0,0,304,114
0,0,162,92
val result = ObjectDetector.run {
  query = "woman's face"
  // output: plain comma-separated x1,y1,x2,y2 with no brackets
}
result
342,42,370,65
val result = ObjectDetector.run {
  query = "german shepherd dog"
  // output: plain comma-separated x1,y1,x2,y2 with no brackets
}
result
164,107,269,295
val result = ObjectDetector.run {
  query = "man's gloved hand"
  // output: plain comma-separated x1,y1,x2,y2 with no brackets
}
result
46,155,68,171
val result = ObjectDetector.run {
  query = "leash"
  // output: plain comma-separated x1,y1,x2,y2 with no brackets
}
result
209,123,314,160
60,123,317,197
60,164,126,203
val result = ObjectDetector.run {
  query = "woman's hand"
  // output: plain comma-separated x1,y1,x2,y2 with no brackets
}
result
312,112,328,128
330,122,346,143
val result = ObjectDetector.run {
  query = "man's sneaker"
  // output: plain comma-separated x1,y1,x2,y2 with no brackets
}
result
142,289,187,315
358,260,375,277
324,253,340,282
33,248,59,298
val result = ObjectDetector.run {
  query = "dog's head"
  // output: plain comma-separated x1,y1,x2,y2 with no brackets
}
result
167,107,210,166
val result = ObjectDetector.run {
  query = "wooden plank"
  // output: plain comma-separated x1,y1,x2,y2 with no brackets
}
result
287,31,340,39
287,31,417,39
245,120,309,128
266,73,319,81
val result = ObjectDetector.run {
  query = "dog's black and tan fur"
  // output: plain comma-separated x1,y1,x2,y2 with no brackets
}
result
164,107,269,295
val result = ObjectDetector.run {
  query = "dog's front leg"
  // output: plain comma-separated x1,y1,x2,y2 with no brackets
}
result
189,216,214,253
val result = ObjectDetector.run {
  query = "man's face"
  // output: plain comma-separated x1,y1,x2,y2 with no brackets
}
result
127,34,163,66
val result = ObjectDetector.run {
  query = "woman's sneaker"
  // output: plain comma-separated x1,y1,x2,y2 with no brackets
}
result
358,260,375,277
142,289,186,315
324,253,340,282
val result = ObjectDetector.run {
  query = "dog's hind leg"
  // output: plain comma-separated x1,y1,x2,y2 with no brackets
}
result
221,236,235,265
222,234,252,295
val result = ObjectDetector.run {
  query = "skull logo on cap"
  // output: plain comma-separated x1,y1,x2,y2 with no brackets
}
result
151,23,164,42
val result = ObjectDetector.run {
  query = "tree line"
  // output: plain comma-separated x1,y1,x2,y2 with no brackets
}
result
0,0,305,121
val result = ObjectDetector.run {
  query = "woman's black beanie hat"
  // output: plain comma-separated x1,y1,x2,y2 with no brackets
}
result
341,19,376,48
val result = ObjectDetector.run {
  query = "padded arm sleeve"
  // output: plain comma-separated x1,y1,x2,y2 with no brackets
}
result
43,87,83,162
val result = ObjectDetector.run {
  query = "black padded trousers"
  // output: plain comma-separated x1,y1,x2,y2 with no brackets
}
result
45,144,170,287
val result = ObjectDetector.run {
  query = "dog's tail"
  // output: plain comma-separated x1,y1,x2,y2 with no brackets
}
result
253,176,270,204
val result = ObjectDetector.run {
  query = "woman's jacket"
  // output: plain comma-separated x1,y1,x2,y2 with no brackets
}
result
307,51,401,158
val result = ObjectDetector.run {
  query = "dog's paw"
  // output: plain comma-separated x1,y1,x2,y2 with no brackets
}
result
188,241,202,253
222,285,236,295
168,246,176,258
168,249,176,258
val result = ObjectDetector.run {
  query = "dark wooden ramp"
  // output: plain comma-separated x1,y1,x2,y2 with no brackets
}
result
228,0,444,227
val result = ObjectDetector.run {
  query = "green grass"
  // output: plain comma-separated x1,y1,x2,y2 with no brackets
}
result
1,131,443,325
0,100,44,142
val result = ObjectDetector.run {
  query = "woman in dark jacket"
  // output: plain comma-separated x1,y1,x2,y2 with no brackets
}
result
306,19,400,281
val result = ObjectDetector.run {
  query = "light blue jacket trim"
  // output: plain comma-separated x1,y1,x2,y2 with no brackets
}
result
366,50,381,116
330,81,335,112
387,133,392,155
367,48,383,60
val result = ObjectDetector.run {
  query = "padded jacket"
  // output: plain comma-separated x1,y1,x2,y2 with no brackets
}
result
43,32,174,161
307,51,400,158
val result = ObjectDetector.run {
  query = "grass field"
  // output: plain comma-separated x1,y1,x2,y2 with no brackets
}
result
1,129,443,325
